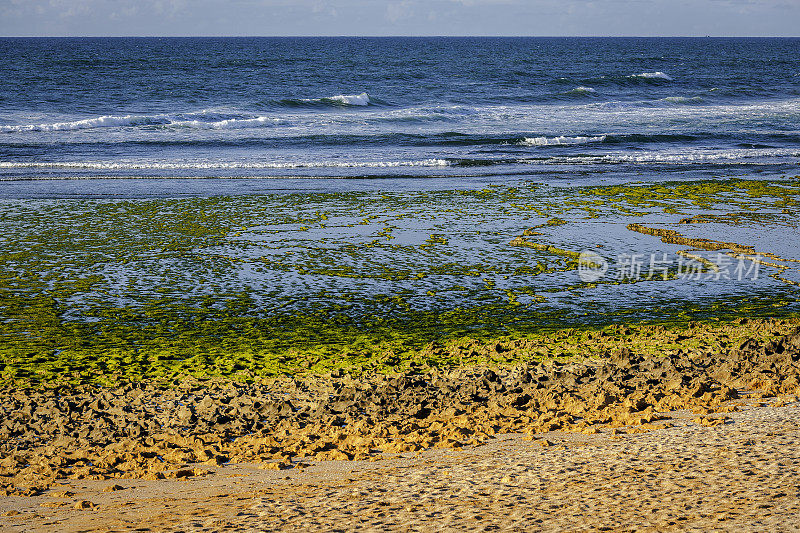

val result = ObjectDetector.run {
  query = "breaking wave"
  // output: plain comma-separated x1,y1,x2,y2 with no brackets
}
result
629,71,673,81
518,135,607,147
515,147,800,165
170,116,285,130
566,86,597,95
0,114,168,133
663,96,704,104
0,93,375,134
276,92,375,107
0,158,450,170
326,92,371,106
0,112,287,133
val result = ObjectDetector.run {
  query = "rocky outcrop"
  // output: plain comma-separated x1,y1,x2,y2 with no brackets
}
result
1,327,799,496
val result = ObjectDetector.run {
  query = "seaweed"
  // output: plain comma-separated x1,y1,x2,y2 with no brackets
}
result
1,177,798,387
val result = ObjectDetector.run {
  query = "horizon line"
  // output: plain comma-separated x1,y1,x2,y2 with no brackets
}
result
1,35,799,39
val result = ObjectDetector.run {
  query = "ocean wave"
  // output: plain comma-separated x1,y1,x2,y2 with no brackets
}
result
0,95,374,133
566,86,597,95
515,147,800,165
0,158,450,170
518,135,607,147
630,72,673,81
327,92,371,106
277,92,375,107
0,114,170,133
551,85,597,98
170,116,284,129
0,112,288,133
610,148,800,163
663,96,703,104
578,72,675,87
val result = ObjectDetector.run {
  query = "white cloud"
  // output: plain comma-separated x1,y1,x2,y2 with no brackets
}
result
386,0,414,23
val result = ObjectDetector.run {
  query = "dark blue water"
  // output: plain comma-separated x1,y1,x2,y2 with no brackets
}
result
1,37,799,193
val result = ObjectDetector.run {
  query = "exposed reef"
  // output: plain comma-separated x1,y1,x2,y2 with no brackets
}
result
2,319,798,497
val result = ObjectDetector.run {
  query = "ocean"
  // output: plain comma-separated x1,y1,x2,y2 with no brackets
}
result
1,37,799,195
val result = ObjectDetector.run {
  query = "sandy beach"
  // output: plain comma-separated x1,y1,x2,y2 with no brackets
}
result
242,399,800,532
2,384,799,532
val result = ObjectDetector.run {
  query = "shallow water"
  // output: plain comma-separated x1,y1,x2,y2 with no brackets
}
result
1,179,797,331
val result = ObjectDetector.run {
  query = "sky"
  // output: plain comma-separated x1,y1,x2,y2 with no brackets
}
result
0,0,798,37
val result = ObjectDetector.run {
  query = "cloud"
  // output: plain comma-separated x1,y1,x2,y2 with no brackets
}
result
0,0,798,36
153,0,189,17
386,1,414,23
47,0,92,18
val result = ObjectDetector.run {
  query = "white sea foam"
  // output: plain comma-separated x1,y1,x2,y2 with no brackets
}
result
0,96,371,133
171,116,284,129
326,92,371,106
0,114,166,133
4,115,280,133
516,147,800,165
0,113,288,133
611,148,800,163
0,159,449,170
293,93,371,106
663,96,703,103
569,86,597,94
630,72,673,81
519,135,606,147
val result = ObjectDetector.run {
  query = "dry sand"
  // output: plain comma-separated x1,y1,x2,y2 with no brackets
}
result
2,395,799,532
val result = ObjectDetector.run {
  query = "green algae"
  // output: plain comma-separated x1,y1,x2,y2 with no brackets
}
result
1,177,799,387
581,176,800,214
1,292,796,388
626,223,756,254
508,237,581,262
